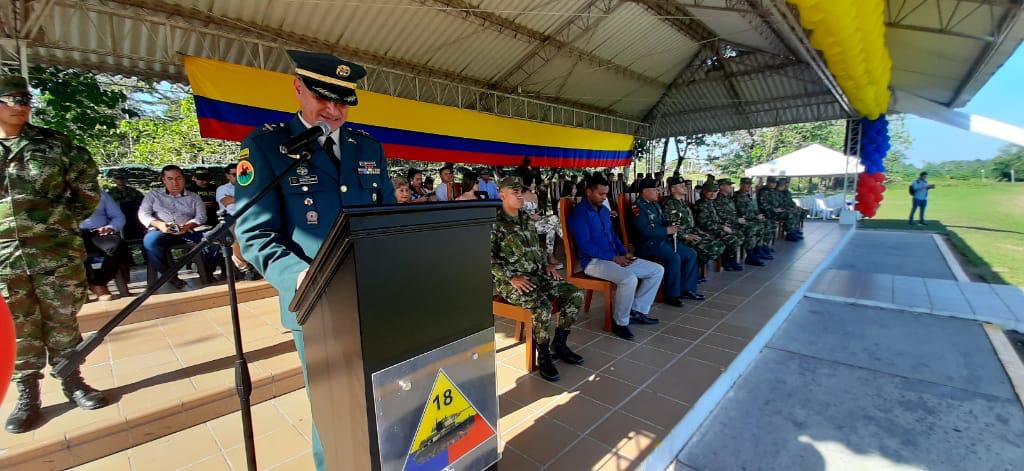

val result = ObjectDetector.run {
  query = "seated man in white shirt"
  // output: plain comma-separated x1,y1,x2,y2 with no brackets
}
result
139,165,216,288
215,163,260,281
434,165,459,201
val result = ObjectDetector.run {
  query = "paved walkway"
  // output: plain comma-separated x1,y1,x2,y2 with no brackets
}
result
676,230,1024,471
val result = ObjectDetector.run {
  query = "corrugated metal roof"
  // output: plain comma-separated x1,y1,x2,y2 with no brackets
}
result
2,0,1020,138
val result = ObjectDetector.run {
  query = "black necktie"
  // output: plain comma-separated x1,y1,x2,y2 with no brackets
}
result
323,136,340,170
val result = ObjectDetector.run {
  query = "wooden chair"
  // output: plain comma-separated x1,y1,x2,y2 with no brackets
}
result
559,197,616,332
492,296,535,372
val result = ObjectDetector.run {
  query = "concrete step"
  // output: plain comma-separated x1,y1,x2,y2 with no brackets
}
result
78,280,276,332
0,297,302,471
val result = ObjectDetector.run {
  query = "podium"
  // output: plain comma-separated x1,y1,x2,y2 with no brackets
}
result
291,201,502,471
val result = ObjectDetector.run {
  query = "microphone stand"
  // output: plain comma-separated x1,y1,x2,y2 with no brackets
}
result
54,147,316,471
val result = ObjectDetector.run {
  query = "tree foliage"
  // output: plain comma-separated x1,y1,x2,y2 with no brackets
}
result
118,97,238,166
989,144,1024,181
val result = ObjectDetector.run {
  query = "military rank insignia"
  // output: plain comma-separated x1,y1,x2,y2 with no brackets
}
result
632,205,641,216
239,148,250,160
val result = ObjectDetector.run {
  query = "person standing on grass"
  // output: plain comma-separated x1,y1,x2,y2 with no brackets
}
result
909,171,936,225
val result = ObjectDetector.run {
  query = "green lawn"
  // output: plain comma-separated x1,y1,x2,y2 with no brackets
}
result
860,180,1024,286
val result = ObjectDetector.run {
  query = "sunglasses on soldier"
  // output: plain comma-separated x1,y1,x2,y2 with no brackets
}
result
0,95,31,107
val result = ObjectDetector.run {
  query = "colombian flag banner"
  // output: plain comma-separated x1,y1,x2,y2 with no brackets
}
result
183,56,633,168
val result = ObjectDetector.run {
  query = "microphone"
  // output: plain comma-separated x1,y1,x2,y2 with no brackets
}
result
279,121,331,155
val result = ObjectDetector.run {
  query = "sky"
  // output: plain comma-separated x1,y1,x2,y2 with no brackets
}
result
902,48,1024,166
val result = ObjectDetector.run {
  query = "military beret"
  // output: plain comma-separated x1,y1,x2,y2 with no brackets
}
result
717,178,733,186
498,176,522,190
287,50,366,106
667,176,684,187
740,177,753,185
765,176,778,183
637,178,658,191
0,75,28,96
700,182,718,193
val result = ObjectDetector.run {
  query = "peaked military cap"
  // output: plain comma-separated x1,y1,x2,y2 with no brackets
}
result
287,50,366,106
637,178,658,191
0,75,29,96
667,176,684,187
718,178,733,186
499,176,522,190
701,182,718,193
740,177,753,185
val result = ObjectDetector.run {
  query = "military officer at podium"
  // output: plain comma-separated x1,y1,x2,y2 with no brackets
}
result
492,177,585,383
235,50,395,471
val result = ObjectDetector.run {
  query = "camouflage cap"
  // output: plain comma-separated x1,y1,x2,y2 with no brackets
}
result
700,182,718,193
498,176,523,190
717,178,733,186
740,177,753,185
0,75,29,96
666,176,684,187
777,177,790,184
765,176,778,183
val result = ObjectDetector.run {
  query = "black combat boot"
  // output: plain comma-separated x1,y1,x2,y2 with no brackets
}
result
535,342,560,382
61,370,108,410
744,253,765,266
5,377,41,434
551,329,585,365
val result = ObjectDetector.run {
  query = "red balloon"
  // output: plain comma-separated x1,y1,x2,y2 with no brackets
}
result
877,193,885,202
0,296,14,403
874,173,886,182
878,184,887,193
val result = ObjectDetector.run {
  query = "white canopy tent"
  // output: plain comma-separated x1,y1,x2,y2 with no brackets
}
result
745,144,864,178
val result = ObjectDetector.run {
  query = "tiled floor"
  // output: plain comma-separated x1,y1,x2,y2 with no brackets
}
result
0,296,302,470
62,222,848,470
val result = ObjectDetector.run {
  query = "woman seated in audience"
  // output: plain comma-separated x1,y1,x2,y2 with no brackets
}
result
392,177,412,203
407,169,436,203
521,175,564,269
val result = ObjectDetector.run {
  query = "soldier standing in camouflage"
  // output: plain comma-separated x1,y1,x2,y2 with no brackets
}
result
662,177,723,281
492,177,584,382
736,177,775,259
0,75,108,433
714,179,767,267
693,183,744,271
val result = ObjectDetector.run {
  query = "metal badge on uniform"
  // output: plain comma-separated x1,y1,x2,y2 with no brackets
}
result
340,185,348,193
346,137,357,144
289,175,319,186
306,211,319,225
304,197,314,206
296,166,309,176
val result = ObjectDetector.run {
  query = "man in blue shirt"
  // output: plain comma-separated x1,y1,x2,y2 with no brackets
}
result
80,190,127,301
477,168,499,199
568,175,664,340
908,171,935,225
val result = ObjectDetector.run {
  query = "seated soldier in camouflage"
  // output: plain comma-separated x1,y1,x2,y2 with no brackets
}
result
662,177,723,282
492,177,584,383
714,179,768,267
759,177,802,242
736,177,774,260
775,178,807,239
693,183,744,271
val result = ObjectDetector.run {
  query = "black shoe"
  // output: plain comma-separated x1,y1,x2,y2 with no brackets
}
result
629,310,660,325
551,329,584,366
535,342,560,382
664,297,684,307
168,277,187,289
785,233,801,242
682,291,705,301
62,371,108,410
757,247,774,260
745,255,765,267
5,377,41,434
698,274,707,283
611,324,635,340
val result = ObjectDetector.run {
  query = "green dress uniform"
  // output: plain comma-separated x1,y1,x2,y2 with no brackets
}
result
630,198,699,297
662,197,724,264
233,51,394,470
491,209,582,344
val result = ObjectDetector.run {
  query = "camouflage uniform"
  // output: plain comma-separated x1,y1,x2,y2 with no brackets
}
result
693,198,742,256
778,188,808,227
0,124,101,381
491,209,582,344
713,192,760,251
736,189,773,247
662,197,724,264
758,185,797,233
